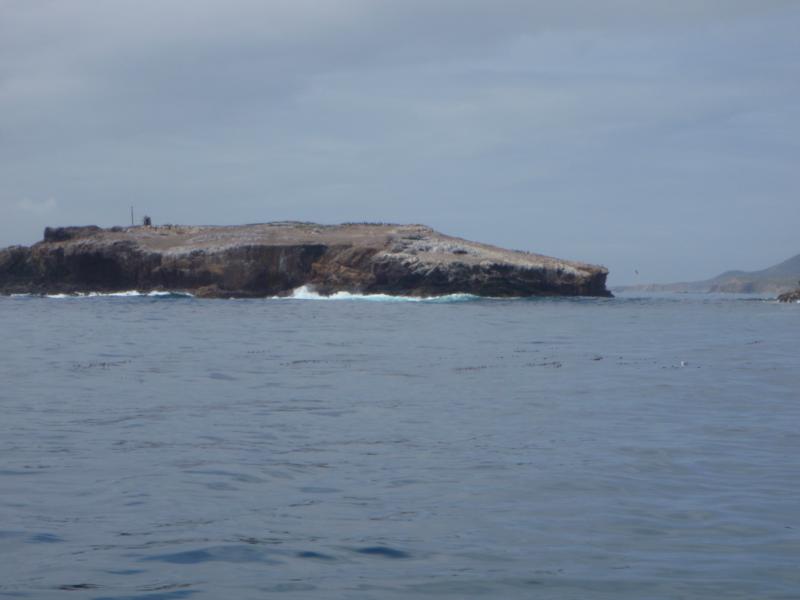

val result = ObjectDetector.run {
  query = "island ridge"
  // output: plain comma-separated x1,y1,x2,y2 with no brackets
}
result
0,222,611,298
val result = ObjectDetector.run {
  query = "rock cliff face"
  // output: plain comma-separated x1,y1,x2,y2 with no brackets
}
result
0,223,611,298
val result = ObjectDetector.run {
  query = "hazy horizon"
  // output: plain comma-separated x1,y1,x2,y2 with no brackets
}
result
2,1,798,286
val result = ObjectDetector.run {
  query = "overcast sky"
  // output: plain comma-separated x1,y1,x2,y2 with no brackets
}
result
2,1,798,284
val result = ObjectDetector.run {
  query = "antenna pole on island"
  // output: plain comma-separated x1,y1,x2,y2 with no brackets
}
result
130,206,134,226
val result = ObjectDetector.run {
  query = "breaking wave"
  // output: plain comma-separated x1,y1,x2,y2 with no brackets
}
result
37,291,194,299
280,285,480,303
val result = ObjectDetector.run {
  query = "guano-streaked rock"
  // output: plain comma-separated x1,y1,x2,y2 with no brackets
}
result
0,223,612,298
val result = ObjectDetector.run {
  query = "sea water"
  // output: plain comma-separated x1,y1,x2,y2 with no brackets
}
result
0,292,798,599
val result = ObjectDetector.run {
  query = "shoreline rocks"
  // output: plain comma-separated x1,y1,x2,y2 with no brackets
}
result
0,222,612,299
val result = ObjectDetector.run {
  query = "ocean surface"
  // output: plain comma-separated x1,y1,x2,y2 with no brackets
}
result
1,292,798,599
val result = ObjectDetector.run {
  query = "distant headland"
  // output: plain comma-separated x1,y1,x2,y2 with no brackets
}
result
615,253,800,297
0,222,611,298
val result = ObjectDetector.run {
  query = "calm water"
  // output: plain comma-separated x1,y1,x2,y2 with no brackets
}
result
0,293,798,599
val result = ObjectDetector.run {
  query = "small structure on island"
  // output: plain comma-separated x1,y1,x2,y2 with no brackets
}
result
142,215,152,227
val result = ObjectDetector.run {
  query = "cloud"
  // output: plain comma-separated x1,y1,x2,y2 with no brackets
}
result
0,1,798,282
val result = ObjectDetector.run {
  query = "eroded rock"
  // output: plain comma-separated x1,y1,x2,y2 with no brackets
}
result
0,222,612,298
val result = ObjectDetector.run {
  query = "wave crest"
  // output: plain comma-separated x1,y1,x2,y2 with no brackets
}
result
40,291,194,299
281,285,479,303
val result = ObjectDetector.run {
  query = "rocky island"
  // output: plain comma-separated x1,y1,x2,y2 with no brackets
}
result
0,222,611,298
777,287,800,303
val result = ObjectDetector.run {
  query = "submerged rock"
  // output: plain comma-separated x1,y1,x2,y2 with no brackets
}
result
0,222,611,298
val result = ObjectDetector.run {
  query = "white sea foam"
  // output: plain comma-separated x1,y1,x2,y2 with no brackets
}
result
281,285,479,303
18,287,484,302
43,291,194,299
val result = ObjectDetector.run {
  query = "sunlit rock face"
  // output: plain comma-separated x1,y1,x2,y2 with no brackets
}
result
0,222,611,298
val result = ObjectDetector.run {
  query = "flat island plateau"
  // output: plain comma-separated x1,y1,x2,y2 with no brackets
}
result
0,222,611,298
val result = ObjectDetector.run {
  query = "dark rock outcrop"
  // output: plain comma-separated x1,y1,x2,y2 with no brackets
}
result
777,289,800,303
0,223,611,298
43,226,103,243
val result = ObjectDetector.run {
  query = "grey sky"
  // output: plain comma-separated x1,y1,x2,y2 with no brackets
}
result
2,1,798,284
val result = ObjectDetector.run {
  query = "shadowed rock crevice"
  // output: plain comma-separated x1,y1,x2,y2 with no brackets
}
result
0,223,611,298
